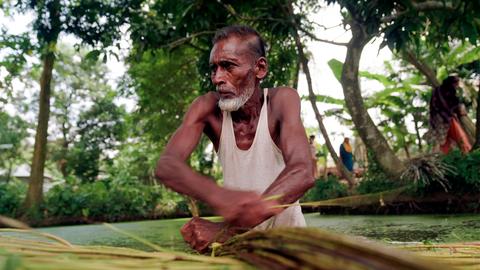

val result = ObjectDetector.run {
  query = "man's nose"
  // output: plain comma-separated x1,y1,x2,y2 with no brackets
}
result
211,69,225,86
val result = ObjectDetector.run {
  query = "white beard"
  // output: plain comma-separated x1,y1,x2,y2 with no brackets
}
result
218,73,256,112
218,87,254,112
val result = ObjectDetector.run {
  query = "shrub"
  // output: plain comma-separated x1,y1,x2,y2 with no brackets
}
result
356,151,403,194
0,180,27,217
356,177,402,195
44,179,164,220
398,150,480,196
301,176,348,202
441,149,480,193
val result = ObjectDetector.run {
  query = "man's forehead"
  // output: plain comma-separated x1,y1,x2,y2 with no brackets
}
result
209,36,252,62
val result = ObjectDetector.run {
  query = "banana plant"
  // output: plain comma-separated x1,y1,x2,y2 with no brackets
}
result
306,58,430,157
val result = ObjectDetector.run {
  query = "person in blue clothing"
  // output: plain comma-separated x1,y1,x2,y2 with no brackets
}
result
339,137,353,172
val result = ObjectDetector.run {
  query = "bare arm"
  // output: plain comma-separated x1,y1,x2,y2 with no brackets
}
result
155,94,224,205
263,88,315,204
155,93,280,226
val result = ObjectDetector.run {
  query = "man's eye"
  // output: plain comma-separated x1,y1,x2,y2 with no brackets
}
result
221,62,233,69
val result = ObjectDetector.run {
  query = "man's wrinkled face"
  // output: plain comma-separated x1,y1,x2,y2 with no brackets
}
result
209,36,258,112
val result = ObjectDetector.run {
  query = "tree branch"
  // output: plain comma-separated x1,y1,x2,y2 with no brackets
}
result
402,49,440,88
381,1,456,23
164,31,216,49
298,26,348,46
185,42,209,53
310,22,344,31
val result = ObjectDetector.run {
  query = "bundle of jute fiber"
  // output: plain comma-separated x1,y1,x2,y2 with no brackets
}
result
403,243,480,270
1,215,478,270
213,227,458,270
0,229,251,270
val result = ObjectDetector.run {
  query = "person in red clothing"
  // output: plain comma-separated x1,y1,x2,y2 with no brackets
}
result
425,76,472,154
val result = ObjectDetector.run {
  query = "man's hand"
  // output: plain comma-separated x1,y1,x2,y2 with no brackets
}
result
180,217,236,253
213,190,283,228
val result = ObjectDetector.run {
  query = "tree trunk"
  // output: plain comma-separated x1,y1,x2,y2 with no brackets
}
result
59,120,69,178
341,21,405,178
24,48,56,210
403,144,411,159
413,112,423,152
322,153,328,180
292,56,300,90
6,160,13,183
287,3,355,188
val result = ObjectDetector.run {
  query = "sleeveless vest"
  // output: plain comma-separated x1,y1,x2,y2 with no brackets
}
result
217,88,306,229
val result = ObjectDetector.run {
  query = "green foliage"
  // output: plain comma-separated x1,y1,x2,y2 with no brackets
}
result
125,48,201,144
0,180,27,217
106,140,160,185
6,0,144,52
441,150,480,192
68,144,102,182
357,150,480,197
327,0,480,51
356,177,401,195
327,58,343,82
67,97,126,182
75,97,126,151
189,136,217,178
48,44,116,179
311,94,344,106
0,112,28,149
301,176,348,202
357,151,403,194
0,30,36,89
129,0,300,94
44,179,164,220
326,58,429,154
0,112,28,176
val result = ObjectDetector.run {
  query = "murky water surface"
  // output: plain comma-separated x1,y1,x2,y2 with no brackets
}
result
5,214,480,251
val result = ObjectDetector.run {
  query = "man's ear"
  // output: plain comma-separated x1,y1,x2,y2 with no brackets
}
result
255,57,268,80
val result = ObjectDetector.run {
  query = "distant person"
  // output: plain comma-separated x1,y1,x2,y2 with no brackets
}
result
340,137,353,172
309,135,319,179
425,76,472,154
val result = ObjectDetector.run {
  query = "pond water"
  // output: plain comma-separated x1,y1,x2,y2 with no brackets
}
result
8,214,480,252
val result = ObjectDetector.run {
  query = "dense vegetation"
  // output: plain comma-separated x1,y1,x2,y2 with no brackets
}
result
0,149,478,224
0,1,479,224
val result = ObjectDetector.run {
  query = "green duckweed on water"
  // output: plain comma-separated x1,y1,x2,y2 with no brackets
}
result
10,214,477,251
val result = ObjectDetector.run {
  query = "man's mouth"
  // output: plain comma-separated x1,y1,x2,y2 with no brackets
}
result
218,90,235,99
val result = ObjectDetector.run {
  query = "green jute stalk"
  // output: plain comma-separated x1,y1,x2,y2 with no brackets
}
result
0,228,73,247
270,186,408,209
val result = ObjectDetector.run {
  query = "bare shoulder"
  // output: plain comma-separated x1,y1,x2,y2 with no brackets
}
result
269,86,301,104
268,87,301,116
184,91,219,123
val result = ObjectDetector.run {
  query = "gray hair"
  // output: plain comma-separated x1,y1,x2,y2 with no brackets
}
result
212,25,266,58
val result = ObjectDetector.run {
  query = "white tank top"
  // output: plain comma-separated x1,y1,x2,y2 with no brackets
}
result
217,88,306,229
